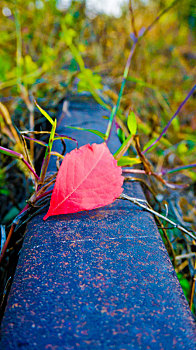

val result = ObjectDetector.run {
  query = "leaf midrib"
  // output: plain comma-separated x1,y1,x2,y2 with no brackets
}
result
52,144,105,212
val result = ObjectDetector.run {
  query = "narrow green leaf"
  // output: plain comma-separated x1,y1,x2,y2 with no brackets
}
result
113,133,133,160
127,111,137,135
34,101,54,125
117,156,141,167
127,76,157,90
63,125,105,140
87,129,105,140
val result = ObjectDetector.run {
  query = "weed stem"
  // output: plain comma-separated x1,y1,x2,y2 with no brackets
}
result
120,193,196,240
143,84,196,154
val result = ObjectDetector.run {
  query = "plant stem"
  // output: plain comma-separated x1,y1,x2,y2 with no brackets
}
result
39,119,57,184
105,41,137,141
155,215,177,268
14,9,22,88
0,224,15,265
138,0,180,42
143,84,196,154
120,193,196,240
105,0,180,143
163,163,196,175
0,205,31,264
123,163,196,176
22,158,39,180
0,146,39,180
129,0,138,39
123,169,146,174
190,255,196,311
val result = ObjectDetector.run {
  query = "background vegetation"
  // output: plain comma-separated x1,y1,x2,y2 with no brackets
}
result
0,0,195,313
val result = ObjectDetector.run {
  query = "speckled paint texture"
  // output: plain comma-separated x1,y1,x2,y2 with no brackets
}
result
0,96,196,349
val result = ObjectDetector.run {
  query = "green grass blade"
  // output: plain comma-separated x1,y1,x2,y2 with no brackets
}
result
113,133,133,160
34,101,54,125
63,125,105,140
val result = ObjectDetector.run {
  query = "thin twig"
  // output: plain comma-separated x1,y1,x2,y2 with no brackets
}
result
138,0,180,42
120,193,196,240
105,40,137,141
14,9,22,87
129,0,138,39
105,0,180,142
15,204,49,232
0,146,39,181
123,164,196,176
143,84,196,154
0,226,6,254
190,271,196,311
0,224,15,265
154,215,177,268
20,85,35,162
190,241,196,311
123,169,146,174
123,176,160,206
176,253,196,260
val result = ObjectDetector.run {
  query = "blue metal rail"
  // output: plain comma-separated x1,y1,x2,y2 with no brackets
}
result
0,96,195,349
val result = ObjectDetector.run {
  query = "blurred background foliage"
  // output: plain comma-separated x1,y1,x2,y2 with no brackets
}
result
0,0,195,311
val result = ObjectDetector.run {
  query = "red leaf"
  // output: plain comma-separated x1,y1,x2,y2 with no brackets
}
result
43,143,123,220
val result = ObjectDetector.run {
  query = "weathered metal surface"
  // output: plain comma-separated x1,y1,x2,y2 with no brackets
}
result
0,96,196,349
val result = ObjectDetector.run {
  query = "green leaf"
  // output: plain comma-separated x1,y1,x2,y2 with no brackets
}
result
63,125,105,140
117,156,141,167
113,133,133,160
34,101,54,125
85,129,105,139
127,111,137,135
